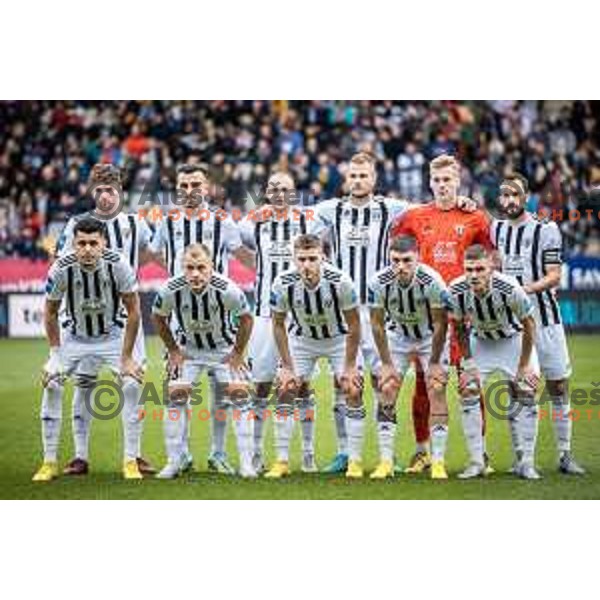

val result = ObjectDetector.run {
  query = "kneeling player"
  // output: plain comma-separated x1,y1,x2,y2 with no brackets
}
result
152,244,256,478
266,234,362,478
33,218,145,481
449,245,541,480
369,235,451,479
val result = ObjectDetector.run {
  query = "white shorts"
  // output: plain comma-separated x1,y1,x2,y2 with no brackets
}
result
180,347,241,385
290,335,348,380
535,323,572,380
358,306,379,372
61,333,124,379
472,334,540,383
248,315,279,382
385,333,450,378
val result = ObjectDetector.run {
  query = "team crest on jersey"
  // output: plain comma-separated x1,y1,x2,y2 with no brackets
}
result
455,225,465,237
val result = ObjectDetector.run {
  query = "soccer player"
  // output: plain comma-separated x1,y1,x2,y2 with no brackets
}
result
266,234,362,478
390,154,492,474
491,173,584,474
239,172,315,473
368,235,451,479
449,245,541,480
55,163,155,475
33,217,144,481
310,152,408,473
151,243,256,478
151,163,254,475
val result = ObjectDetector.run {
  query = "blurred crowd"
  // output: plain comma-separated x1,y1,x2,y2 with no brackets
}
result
1,100,599,259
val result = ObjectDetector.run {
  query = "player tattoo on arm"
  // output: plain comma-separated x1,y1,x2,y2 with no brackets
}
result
44,299,61,349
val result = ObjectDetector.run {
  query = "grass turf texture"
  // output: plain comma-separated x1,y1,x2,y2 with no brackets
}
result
1,335,599,499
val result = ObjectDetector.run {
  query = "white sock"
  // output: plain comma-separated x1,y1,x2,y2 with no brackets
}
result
298,395,316,455
251,396,269,456
430,424,448,462
122,377,142,461
40,381,63,462
211,394,229,456
346,405,366,462
551,394,572,456
376,400,396,462
520,400,539,467
72,385,93,461
508,395,522,461
274,404,294,462
461,397,484,466
164,403,187,463
232,399,253,470
333,389,348,455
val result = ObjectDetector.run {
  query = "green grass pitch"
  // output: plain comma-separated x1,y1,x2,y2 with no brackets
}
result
1,335,599,499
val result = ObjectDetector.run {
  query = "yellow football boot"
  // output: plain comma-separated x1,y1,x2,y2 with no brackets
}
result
345,460,364,479
123,459,143,480
370,460,394,480
431,460,448,480
404,451,431,474
264,461,290,479
32,462,59,482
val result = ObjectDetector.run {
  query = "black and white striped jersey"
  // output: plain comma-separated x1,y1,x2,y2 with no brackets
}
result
45,250,138,340
309,196,408,304
491,214,562,327
152,272,250,352
368,263,450,340
270,264,358,340
56,211,153,272
150,207,242,276
448,271,534,340
240,208,310,317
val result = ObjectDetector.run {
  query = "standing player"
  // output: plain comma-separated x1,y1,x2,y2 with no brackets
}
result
151,244,256,478
368,235,451,479
310,152,409,473
239,172,315,473
151,163,254,475
33,218,145,481
266,235,362,478
390,154,492,474
449,245,540,479
55,163,155,475
491,173,584,474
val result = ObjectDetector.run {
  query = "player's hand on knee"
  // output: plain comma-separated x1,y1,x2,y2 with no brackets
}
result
458,358,481,397
276,366,298,396
339,366,363,400
120,356,144,383
222,349,249,376
379,363,400,398
426,362,447,392
41,347,65,387
168,380,193,405
514,366,539,398
167,347,186,380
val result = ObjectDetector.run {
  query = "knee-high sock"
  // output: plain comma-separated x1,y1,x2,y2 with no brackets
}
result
346,405,366,462
298,395,316,455
520,400,539,467
461,396,484,466
333,389,348,455
164,403,187,463
121,377,142,461
232,399,253,470
273,404,294,462
551,394,572,455
72,384,94,460
211,392,229,456
251,396,269,455
40,381,64,462
412,370,430,447
430,424,448,462
375,394,396,462
508,395,522,460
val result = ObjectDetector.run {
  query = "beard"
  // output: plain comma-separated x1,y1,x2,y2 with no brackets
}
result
504,205,526,219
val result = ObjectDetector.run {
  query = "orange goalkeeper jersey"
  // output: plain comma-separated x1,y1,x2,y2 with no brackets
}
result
389,202,491,284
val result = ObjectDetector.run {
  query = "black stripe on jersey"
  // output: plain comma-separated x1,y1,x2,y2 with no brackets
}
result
254,222,264,316
174,289,188,344
501,294,522,333
486,295,507,338
112,220,123,250
66,265,77,335
167,218,176,276
299,212,307,235
202,293,217,350
531,223,549,326
189,292,204,350
282,218,291,272
183,217,191,248
329,282,348,335
407,287,422,339
81,271,94,337
107,264,120,326
457,290,467,317
348,207,359,283
93,269,106,335
303,288,319,340
314,288,331,339
515,225,526,285
128,215,137,268
504,225,513,256
288,285,303,336
494,220,503,248
358,207,370,303
102,249,121,263
450,279,469,295
375,200,388,270
334,201,343,268
213,218,222,272
473,296,494,339
396,286,411,338
195,217,204,244
270,220,279,285
215,290,234,345
56,254,78,269
420,284,434,332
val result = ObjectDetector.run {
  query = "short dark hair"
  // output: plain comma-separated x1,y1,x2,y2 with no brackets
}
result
90,163,122,186
176,163,208,177
73,217,107,238
294,234,322,252
464,244,488,261
390,234,419,254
